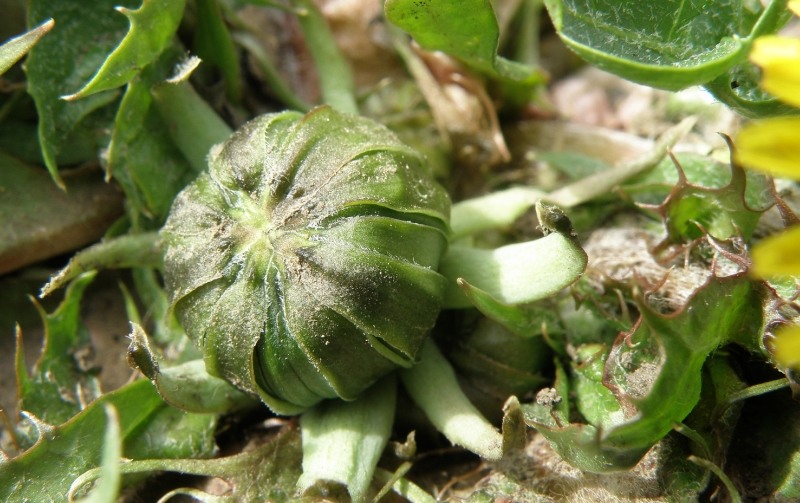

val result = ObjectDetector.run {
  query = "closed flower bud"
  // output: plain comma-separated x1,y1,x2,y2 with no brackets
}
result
161,106,451,414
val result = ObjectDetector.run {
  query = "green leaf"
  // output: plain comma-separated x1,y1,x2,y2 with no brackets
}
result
525,273,764,472
25,0,137,187
650,148,771,245
68,426,303,503
704,62,800,118
193,0,241,104
0,18,53,76
0,379,163,502
15,272,101,437
543,0,789,91
64,0,186,100
385,0,542,83
106,47,198,227
72,406,122,503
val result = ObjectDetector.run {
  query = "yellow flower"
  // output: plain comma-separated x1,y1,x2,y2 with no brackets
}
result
751,225,800,278
735,3,800,369
773,325,800,368
735,116,800,179
749,36,800,108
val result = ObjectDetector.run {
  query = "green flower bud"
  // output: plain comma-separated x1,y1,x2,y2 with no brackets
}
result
161,107,450,414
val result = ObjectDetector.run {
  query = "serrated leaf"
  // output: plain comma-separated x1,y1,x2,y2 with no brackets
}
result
385,0,542,83
649,149,771,244
70,426,303,503
543,0,789,92
2,376,219,501
16,272,101,437
64,0,186,100
0,379,163,501
0,18,53,76
525,273,764,472
25,0,137,187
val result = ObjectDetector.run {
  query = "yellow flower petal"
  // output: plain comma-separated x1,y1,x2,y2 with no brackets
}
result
750,36,800,108
735,117,800,179
791,0,800,17
752,225,800,278
773,324,800,368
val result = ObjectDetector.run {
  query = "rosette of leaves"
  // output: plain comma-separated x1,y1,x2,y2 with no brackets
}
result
161,106,451,415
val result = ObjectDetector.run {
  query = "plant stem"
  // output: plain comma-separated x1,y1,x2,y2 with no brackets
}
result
291,0,358,114
39,232,162,298
401,339,503,460
233,32,311,111
151,81,233,173
298,375,397,502
373,467,436,503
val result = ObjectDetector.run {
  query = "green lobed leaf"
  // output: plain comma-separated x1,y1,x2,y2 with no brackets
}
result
0,379,162,501
69,425,303,503
385,0,542,83
64,0,186,101
543,0,789,92
25,0,137,188
0,18,53,76
649,148,772,245
15,272,101,438
525,273,765,472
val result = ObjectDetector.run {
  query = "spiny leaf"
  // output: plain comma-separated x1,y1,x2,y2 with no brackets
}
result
16,272,100,437
0,18,53,76
69,426,303,503
524,273,765,472
0,380,162,501
647,148,772,247
63,0,186,100
25,0,137,188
